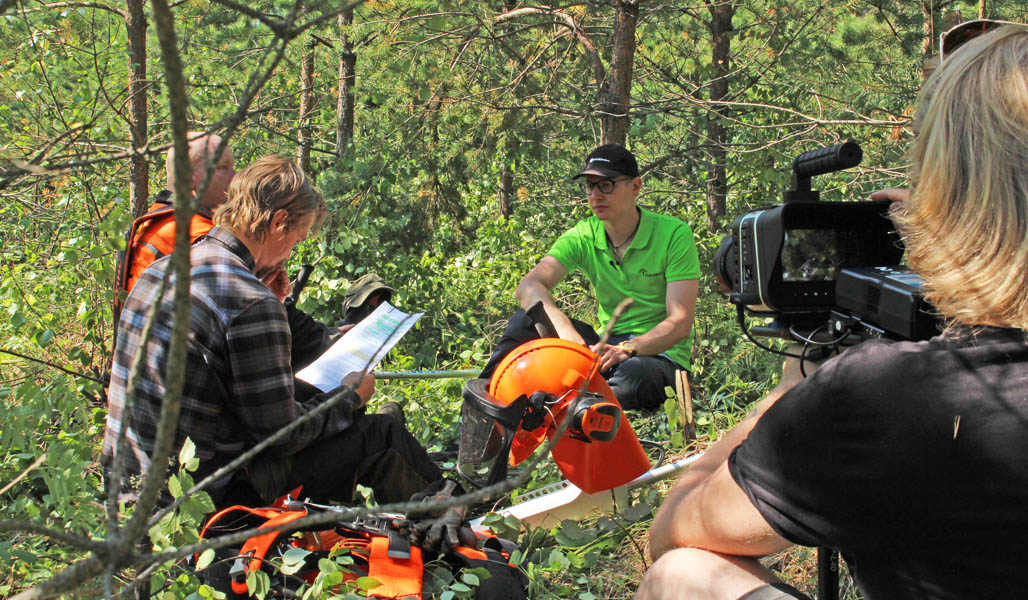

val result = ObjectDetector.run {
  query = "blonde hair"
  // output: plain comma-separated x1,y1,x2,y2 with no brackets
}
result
894,25,1028,328
213,155,326,241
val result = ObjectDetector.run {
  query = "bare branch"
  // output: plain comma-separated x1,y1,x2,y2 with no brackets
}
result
0,347,105,384
0,454,46,496
0,519,101,553
9,556,106,600
207,0,287,36
14,1,125,17
495,6,606,86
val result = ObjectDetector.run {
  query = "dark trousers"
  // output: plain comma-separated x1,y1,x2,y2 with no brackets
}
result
220,413,441,508
480,309,683,410
286,413,441,504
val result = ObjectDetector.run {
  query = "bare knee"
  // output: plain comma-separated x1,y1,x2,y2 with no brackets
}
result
637,547,778,600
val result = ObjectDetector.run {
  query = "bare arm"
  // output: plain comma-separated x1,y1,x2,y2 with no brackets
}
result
648,353,817,560
514,256,587,345
593,278,698,371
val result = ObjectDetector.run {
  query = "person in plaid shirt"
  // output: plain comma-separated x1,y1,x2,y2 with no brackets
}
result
103,155,440,508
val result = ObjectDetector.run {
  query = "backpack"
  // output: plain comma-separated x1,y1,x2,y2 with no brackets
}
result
196,491,528,599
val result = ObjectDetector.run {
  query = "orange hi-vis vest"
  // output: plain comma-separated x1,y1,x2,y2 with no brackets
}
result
112,192,214,348
118,192,215,295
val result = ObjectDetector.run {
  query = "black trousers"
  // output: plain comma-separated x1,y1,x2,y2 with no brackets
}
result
287,413,440,504
479,309,684,410
220,412,441,508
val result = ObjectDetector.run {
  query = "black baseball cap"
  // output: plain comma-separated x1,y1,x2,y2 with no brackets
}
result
572,143,639,179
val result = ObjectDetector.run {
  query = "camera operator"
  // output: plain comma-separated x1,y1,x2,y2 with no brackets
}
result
638,24,1028,600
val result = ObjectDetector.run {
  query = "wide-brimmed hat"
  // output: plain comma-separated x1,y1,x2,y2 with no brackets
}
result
343,273,394,311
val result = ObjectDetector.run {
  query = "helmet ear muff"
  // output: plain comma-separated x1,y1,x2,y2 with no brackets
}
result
569,392,621,442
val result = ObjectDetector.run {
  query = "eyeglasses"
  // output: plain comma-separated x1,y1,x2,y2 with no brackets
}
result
939,19,1020,61
582,177,628,195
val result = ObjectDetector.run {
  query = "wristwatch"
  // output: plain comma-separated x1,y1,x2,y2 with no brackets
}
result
616,341,637,357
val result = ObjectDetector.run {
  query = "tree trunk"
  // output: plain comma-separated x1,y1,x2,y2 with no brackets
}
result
297,37,316,173
126,0,149,217
499,159,516,217
704,0,734,231
499,0,518,217
335,5,356,163
601,0,639,146
922,0,935,58
978,0,986,19
499,122,519,217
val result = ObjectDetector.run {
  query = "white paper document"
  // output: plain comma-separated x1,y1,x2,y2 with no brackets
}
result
296,302,423,392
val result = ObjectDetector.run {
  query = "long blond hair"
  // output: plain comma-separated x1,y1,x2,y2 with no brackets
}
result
214,155,325,241
895,25,1028,329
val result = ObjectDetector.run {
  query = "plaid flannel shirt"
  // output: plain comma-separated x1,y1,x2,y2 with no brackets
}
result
103,227,359,502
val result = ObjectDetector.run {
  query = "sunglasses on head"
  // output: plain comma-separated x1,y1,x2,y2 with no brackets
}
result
939,19,1020,61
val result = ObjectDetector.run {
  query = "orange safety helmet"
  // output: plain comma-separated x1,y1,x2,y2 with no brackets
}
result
458,338,650,495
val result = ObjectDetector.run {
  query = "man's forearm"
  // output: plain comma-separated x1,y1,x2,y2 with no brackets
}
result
628,278,698,356
631,316,692,356
515,279,584,344
648,410,761,559
648,354,812,559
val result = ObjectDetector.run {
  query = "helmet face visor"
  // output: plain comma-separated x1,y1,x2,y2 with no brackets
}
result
456,378,524,489
458,398,506,464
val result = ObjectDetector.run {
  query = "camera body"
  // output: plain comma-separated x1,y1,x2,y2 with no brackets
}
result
714,142,939,344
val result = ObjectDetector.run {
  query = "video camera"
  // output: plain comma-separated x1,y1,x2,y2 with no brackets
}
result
713,142,939,347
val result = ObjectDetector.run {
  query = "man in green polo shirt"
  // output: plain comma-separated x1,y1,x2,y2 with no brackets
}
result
480,143,700,410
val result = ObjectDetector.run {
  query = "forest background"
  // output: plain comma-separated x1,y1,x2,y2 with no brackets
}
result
1,1,1024,599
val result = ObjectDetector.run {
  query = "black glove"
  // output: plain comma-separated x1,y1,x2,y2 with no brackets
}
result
408,480,477,555
411,506,477,554
409,478,461,504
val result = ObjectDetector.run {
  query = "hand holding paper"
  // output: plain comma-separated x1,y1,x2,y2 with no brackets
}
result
296,302,423,392
341,371,375,407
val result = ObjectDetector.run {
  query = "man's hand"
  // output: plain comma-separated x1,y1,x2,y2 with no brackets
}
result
869,187,910,205
871,187,910,230
410,506,476,556
341,371,375,407
590,341,633,372
259,264,291,302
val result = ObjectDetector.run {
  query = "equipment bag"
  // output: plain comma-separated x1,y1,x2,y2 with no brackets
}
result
196,490,527,600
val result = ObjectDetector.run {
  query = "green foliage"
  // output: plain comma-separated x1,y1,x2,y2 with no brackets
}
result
0,371,105,589
5,0,1026,597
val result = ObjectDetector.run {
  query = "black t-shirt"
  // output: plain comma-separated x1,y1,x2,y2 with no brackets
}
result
730,327,1028,600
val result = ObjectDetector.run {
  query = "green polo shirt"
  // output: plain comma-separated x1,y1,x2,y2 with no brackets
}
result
547,208,700,369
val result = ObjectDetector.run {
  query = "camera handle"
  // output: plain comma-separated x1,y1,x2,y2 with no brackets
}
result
783,141,862,203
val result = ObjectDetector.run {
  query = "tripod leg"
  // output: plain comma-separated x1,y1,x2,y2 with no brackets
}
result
816,546,838,600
